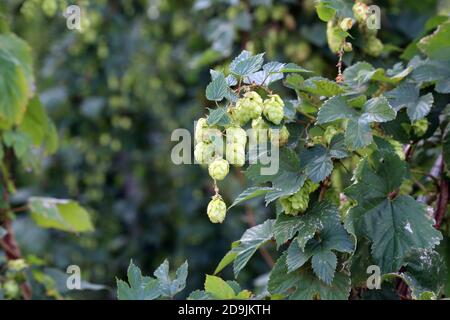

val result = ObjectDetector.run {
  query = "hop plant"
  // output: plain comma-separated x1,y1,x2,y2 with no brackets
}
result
207,195,227,223
353,2,369,22
226,126,247,146
250,117,269,144
263,94,284,125
233,91,263,125
195,118,222,143
194,142,215,164
226,142,246,167
280,180,319,215
208,158,229,181
269,126,290,147
343,42,353,52
340,18,353,31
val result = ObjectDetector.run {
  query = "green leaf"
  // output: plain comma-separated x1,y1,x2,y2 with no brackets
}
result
229,51,264,77
311,251,338,285
232,219,275,277
17,96,59,154
154,259,188,298
417,22,450,61
273,201,340,249
117,260,161,300
204,275,236,299
268,253,351,300
345,118,372,150
229,187,272,208
290,268,351,300
315,2,336,22
247,148,307,204
316,95,357,124
400,249,446,299
280,63,313,74
302,77,345,97
28,197,94,233
345,151,442,273
214,241,239,275
410,59,450,93
207,107,231,126
386,83,434,121
360,96,397,123
206,72,228,101
188,290,214,300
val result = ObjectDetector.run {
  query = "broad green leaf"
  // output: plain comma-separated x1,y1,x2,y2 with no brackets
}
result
281,63,314,74
232,219,275,277
17,96,59,154
229,51,264,77
0,51,29,128
154,259,188,298
290,269,351,300
204,275,236,299
273,201,339,249
207,107,231,126
400,249,446,300
302,77,345,97
316,95,357,124
315,2,336,22
117,260,161,300
345,118,372,150
386,83,434,121
417,22,450,61
360,96,396,123
229,187,272,208
214,241,239,275
28,197,94,233
269,253,351,300
246,148,306,204
188,290,214,300
311,251,337,285
345,151,442,273
410,59,450,93
299,142,349,183
206,72,228,101
287,220,353,283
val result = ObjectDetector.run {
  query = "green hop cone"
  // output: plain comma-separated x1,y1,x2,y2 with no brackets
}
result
233,91,263,125
195,118,222,143
207,195,227,223
226,126,247,146
195,118,208,143
365,36,383,57
280,180,319,215
208,158,230,181
263,94,284,125
194,142,215,164
327,21,345,53
269,126,290,147
412,118,429,137
343,42,353,52
340,18,353,32
353,2,368,22
226,142,246,167
250,117,269,144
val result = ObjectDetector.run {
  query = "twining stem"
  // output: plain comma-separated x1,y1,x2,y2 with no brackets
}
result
0,154,32,300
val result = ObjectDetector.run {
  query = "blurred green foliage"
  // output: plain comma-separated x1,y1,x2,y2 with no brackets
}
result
0,0,448,299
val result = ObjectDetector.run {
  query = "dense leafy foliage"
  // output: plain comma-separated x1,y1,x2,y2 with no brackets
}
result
0,0,448,300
